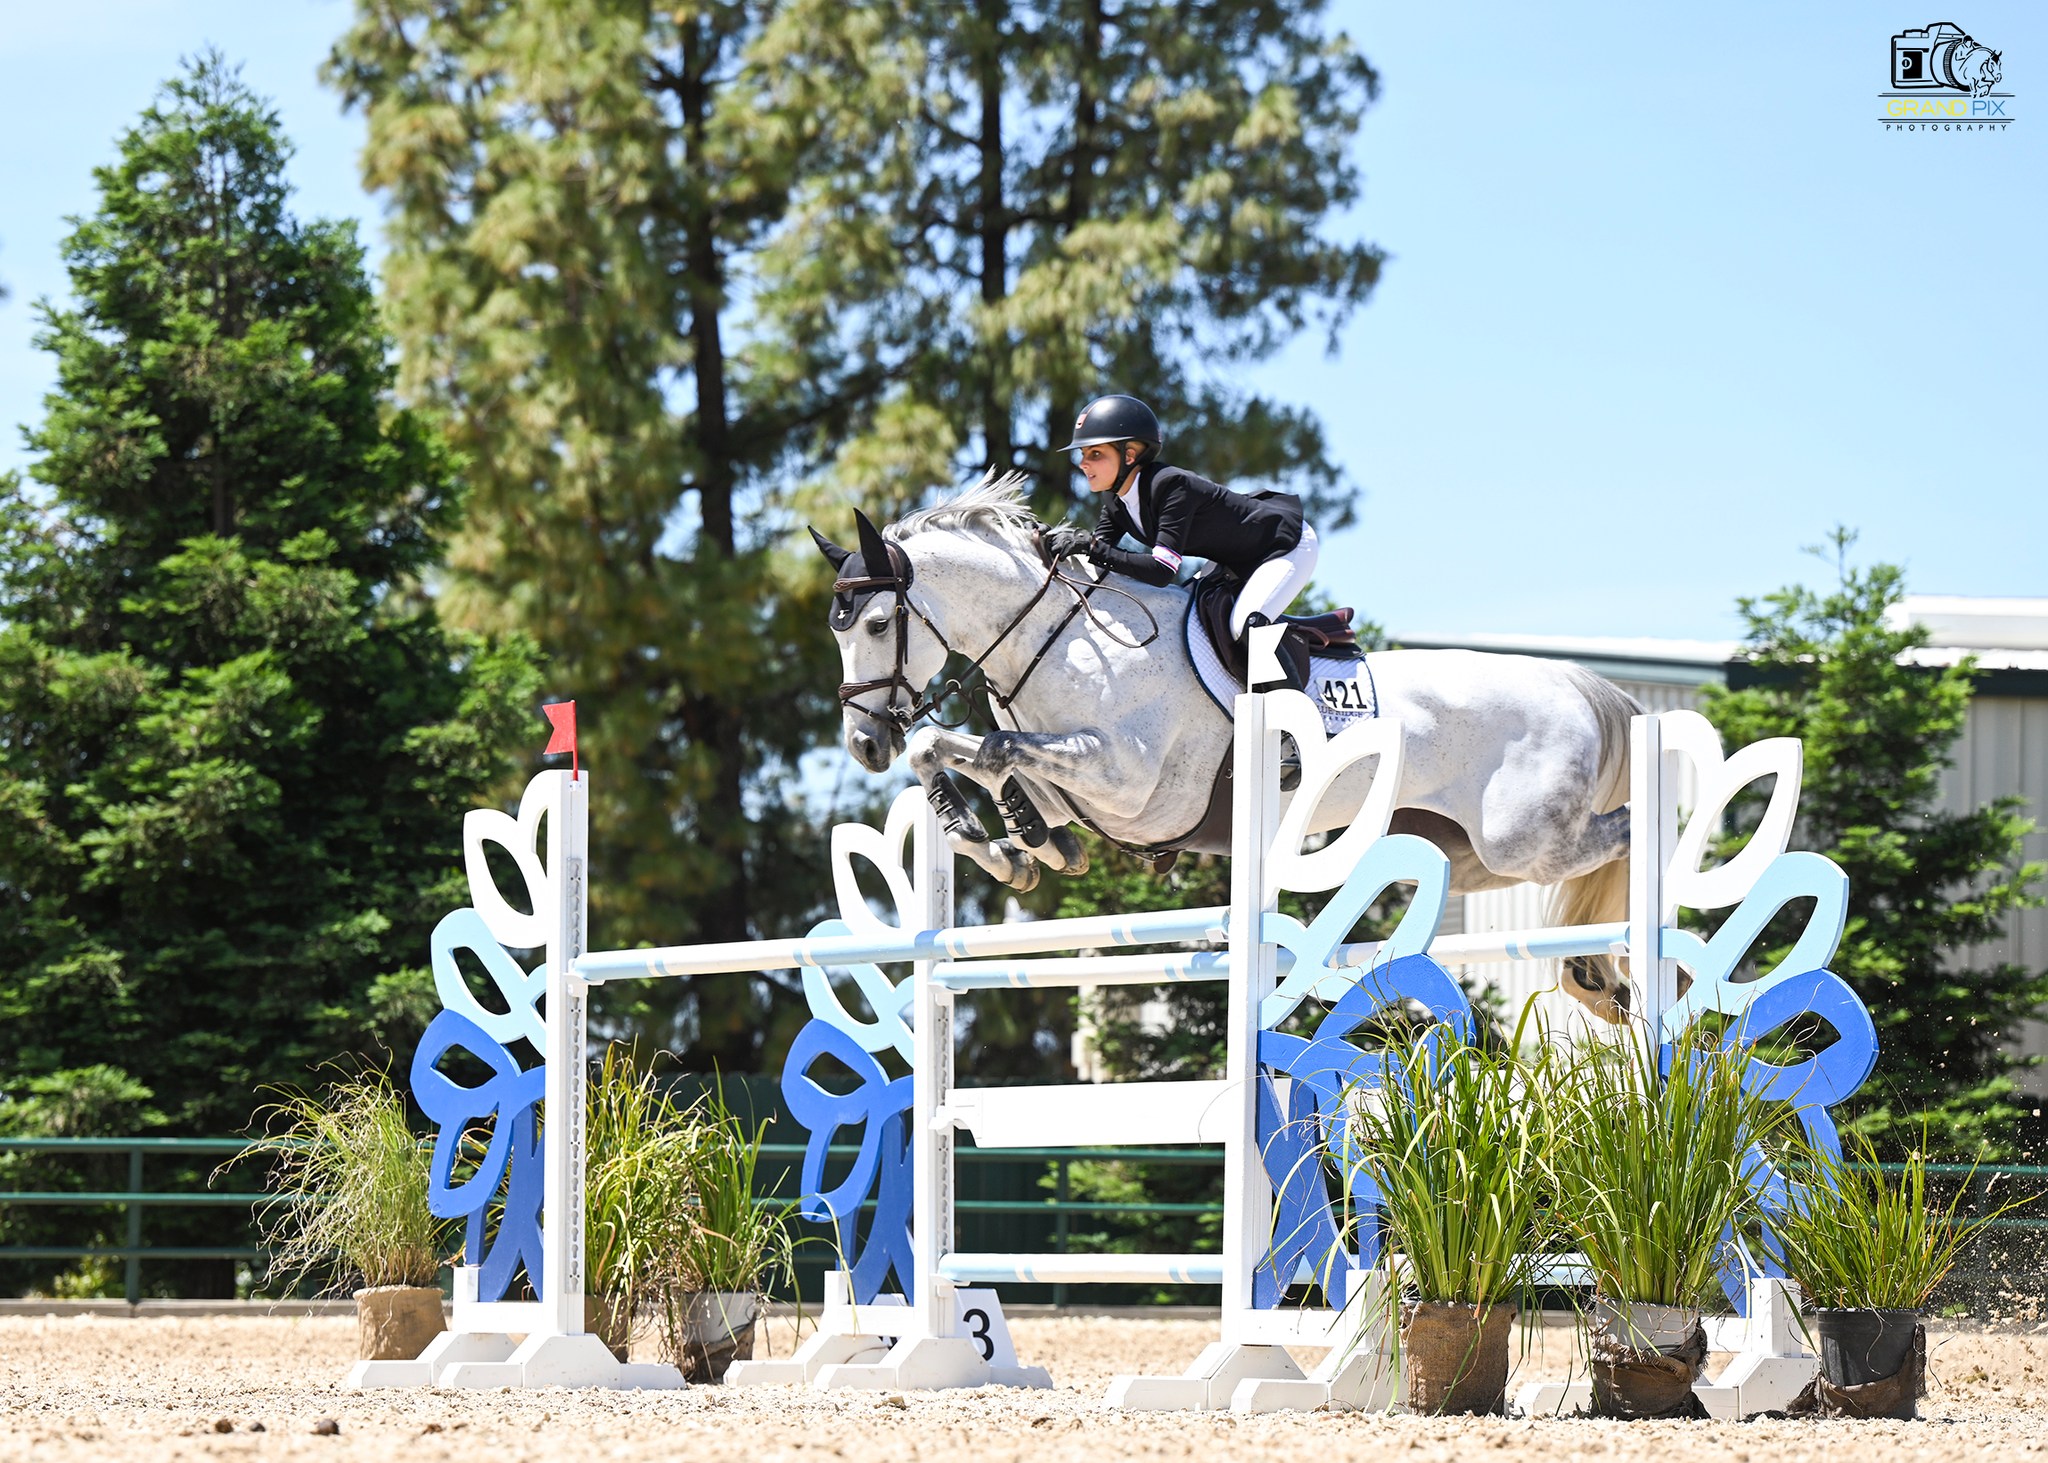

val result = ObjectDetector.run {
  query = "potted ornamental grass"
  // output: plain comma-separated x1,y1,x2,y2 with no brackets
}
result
241,1069,449,1362
1767,1133,2032,1419
1343,1025,1552,1416
654,1083,801,1383
1543,1025,1791,1419
585,1047,704,1361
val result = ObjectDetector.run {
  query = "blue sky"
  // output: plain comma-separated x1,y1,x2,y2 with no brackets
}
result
2,2,2041,642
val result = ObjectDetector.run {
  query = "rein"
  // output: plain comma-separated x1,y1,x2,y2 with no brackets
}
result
835,533,1159,733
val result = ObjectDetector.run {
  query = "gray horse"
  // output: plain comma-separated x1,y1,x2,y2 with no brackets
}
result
811,474,1642,1020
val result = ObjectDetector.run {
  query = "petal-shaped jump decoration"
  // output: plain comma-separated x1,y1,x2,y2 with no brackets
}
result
781,1018,914,1227
1709,967,1877,1155
830,789,928,935
1255,952,1474,1309
430,907,548,1059
1659,711,1805,914
780,1017,916,1304
1260,834,1453,1029
1661,851,1850,1034
1252,1074,1358,1308
1663,966,1877,1311
1264,694,1407,897
412,1008,547,1221
464,1098,545,1303
803,787,930,1061
461,774,559,950
799,918,915,1061
842,1110,915,1305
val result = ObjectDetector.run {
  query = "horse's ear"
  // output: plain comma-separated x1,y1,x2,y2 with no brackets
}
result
809,525,851,571
853,509,892,574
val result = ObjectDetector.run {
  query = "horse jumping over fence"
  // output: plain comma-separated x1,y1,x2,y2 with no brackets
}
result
812,474,1645,1019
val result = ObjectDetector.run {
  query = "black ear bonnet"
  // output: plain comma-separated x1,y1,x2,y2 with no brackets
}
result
812,511,914,632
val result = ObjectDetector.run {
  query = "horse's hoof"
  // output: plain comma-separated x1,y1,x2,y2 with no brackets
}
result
1047,826,1088,876
993,843,1040,893
1562,957,1628,1024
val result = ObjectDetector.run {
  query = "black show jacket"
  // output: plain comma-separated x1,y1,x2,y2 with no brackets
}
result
1088,463,1305,585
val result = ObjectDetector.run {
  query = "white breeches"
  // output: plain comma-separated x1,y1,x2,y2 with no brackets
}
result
1229,524,1320,638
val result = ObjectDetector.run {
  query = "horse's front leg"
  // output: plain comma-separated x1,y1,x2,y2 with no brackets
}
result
905,727,1045,891
956,727,1131,806
949,726,1149,874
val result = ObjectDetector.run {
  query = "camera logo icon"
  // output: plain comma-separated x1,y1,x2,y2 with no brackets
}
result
1892,22,2004,97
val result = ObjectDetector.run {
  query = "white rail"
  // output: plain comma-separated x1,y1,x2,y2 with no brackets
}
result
574,906,1229,983
932,923,1628,991
936,950,1229,989
939,1253,1227,1286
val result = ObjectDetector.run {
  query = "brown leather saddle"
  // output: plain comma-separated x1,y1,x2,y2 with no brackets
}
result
1191,572,1362,691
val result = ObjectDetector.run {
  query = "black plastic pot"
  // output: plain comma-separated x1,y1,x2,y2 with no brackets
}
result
1816,1307,1919,1387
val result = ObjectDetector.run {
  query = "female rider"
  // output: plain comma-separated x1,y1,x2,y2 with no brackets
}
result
1047,395,1320,654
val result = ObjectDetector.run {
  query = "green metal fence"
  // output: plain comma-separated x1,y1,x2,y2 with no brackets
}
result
0,1136,1221,1305
0,1138,265,1304
4,1137,2042,1306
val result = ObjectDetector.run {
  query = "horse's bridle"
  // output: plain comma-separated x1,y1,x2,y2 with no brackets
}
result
833,533,1157,733
832,537,941,730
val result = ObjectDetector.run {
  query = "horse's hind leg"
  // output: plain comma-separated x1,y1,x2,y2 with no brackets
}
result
1551,857,1633,1024
1388,809,1519,895
1462,801,1636,1023
1465,803,1631,891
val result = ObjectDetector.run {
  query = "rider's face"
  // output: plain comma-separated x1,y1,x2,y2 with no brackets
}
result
1076,442,1139,494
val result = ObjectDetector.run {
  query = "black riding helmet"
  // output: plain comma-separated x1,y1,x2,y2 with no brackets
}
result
1061,395,1162,495
1059,395,1164,456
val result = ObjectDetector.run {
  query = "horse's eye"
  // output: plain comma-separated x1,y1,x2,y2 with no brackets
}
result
866,617,889,637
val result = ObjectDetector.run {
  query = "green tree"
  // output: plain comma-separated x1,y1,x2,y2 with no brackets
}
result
759,0,1383,520
760,0,1386,968
325,0,850,1070
1702,532,2046,1157
325,0,1383,1072
0,55,540,1142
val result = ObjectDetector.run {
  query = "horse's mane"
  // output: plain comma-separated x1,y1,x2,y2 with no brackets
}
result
886,471,1051,555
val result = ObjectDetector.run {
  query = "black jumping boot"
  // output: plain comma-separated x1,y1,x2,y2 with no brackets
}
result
1235,614,1304,792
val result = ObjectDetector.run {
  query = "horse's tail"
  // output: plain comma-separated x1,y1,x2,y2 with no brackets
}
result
1564,663,1640,815
1546,667,1642,1019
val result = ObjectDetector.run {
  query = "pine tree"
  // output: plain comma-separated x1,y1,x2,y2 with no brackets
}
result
0,55,540,1141
1701,532,2046,1157
758,0,1385,963
325,1,850,1069
757,0,1384,520
326,1,1384,1072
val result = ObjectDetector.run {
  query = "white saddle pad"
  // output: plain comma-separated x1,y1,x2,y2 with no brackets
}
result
1183,599,1378,735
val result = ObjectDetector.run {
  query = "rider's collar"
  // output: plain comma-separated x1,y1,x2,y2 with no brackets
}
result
830,539,915,631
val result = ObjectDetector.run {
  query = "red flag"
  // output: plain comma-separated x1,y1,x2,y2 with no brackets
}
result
542,700,578,778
